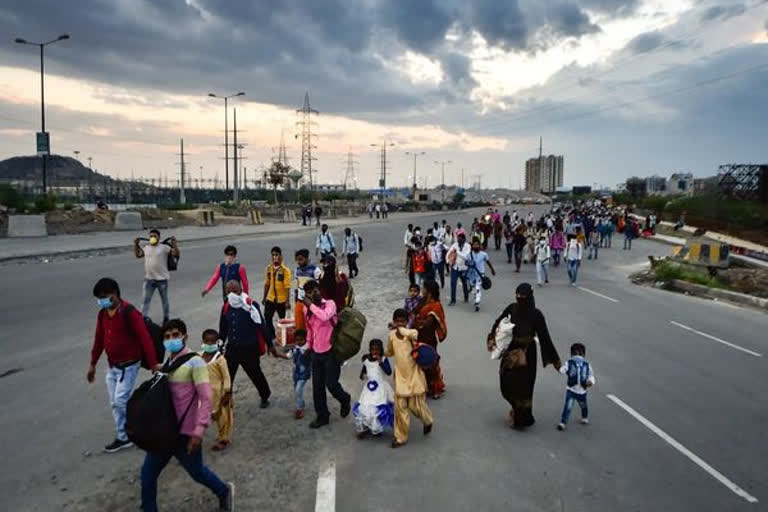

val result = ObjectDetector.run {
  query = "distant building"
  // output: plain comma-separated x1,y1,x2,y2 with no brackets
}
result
645,175,667,195
667,173,694,196
694,176,719,196
525,155,564,193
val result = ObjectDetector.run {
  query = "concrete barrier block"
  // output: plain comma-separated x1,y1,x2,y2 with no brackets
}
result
114,211,144,231
8,215,47,237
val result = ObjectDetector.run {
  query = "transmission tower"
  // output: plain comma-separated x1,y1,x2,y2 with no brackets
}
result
343,149,359,190
296,92,319,193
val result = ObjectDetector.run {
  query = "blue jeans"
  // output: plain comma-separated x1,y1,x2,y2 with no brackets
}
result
560,390,588,424
105,362,140,441
567,260,580,284
588,244,598,259
536,260,549,284
140,436,228,512
624,236,632,250
142,279,169,322
449,268,468,303
295,378,308,410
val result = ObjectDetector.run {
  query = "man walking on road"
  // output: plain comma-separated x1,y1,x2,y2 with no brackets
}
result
314,203,323,226
447,232,471,306
565,235,583,287
316,224,336,259
134,228,179,324
302,280,351,429
535,236,551,286
342,227,361,278
88,278,160,453
263,246,292,346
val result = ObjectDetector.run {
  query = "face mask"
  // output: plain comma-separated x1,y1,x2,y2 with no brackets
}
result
201,342,219,354
164,338,184,354
149,236,159,246
414,230,421,236
227,292,244,308
96,297,113,309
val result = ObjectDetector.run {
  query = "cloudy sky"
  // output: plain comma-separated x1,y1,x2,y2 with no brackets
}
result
1,0,767,189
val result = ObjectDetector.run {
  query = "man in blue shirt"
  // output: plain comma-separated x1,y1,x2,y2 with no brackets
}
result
315,224,336,259
467,237,496,312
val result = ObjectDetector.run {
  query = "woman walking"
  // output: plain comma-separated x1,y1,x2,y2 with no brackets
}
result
486,283,561,430
415,280,448,399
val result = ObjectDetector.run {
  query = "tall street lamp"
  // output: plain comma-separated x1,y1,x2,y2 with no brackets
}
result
404,151,425,198
15,33,70,194
434,160,452,203
208,91,244,198
371,139,395,198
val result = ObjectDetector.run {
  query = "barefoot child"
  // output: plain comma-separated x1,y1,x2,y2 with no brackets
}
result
199,329,233,451
353,339,394,439
386,308,433,448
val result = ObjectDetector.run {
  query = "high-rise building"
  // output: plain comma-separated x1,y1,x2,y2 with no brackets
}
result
525,155,564,193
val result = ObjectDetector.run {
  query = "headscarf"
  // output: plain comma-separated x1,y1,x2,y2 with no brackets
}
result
515,283,536,317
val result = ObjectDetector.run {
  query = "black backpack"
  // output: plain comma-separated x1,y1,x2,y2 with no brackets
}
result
120,304,165,369
162,237,179,271
125,352,197,454
357,234,364,252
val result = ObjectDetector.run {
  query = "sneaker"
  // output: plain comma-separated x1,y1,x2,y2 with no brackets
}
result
475,305,480,312
294,409,304,420
309,417,330,429
219,481,235,511
340,398,351,418
580,418,590,425
259,399,270,409
104,438,133,453
545,279,549,284
448,301,456,306
557,423,566,431
423,423,433,436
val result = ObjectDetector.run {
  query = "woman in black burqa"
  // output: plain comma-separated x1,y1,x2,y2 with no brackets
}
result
487,283,561,429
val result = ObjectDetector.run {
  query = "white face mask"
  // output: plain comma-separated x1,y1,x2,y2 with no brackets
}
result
227,292,244,309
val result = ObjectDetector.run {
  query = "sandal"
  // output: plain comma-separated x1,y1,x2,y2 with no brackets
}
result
212,440,230,452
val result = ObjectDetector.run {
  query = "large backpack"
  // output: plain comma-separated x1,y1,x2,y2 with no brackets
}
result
125,352,197,454
331,307,367,363
162,238,180,271
566,359,590,388
123,305,165,369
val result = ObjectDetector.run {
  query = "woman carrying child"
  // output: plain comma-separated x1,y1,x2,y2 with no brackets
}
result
353,339,395,439
415,280,448,399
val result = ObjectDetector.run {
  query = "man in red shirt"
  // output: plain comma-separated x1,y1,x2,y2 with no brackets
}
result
88,278,160,453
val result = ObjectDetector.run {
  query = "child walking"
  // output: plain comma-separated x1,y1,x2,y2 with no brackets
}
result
403,283,423,328
557,342,596,431
288,329,311,420
353,339,395,439
386,309,433,448
199,329,233,451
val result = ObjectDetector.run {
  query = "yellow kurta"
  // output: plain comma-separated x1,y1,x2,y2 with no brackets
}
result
206,353,233,442
385,328,426,397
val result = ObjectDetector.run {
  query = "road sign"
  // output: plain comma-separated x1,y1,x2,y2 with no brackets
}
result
36,132,50,155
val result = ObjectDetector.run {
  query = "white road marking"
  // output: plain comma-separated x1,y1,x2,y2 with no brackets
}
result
607,394,759,504
577,286,620,303
315,460,336,512
670,321,762,357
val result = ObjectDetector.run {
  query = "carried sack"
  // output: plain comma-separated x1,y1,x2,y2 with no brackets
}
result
411,342,438,369
118,304,165,370
490,317,514,360
331,307,367,362
162,238,179,271
481,275,492,290
125,352,197,454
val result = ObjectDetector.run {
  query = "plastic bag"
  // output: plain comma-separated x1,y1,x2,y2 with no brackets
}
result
491,317,514,360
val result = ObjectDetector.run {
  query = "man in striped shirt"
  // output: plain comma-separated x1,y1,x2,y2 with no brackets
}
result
140,318,234,512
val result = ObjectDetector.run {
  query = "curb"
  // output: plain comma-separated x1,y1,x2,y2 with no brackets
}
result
667,279,768,311
0,208,470,263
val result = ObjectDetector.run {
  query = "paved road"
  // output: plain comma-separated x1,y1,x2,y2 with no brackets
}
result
1,206,766,511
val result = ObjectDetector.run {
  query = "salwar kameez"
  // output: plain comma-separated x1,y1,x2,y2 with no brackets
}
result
206,353,233,443
415,299,448,398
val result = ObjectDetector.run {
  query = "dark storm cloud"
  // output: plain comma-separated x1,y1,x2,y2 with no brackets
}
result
0,0,631,121
700,3,747,21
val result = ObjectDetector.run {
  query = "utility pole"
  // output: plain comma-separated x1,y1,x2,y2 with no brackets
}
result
233,108,239,204
405,151,425,198
434,160,452,203
208,91,245,197
296,92,319,198
371,139,395,197
178,138,186,204
199,166,203,189
342,149,359,190
538,136,543,194
461,168,465,189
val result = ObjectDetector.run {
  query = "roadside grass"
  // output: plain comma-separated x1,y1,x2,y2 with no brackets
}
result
654,261,724,289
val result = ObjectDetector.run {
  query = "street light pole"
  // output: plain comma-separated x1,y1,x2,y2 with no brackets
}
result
405,151,425,198
15,34,69,195
434,160,452,203
208,91,244,201
371,139,395,198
